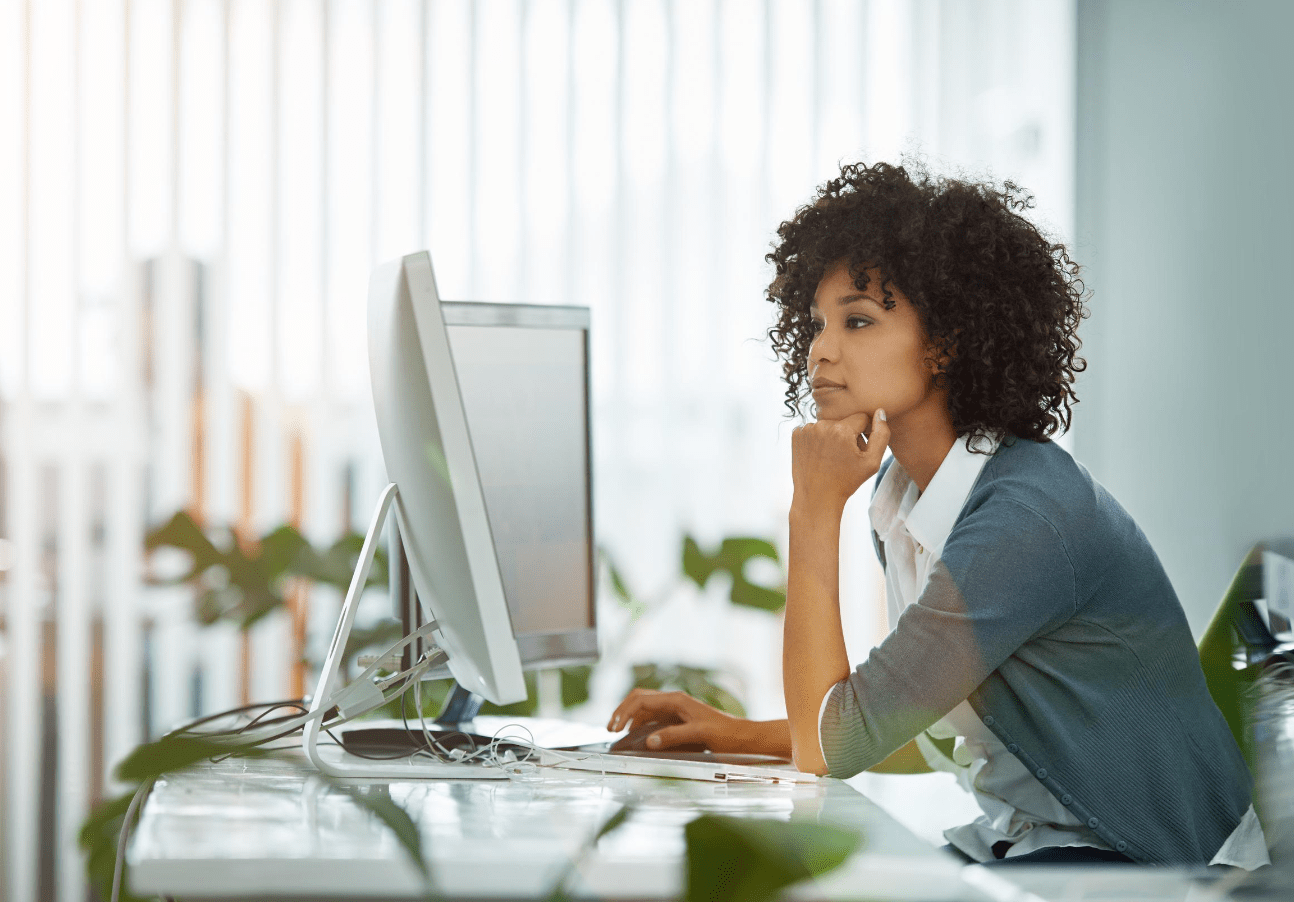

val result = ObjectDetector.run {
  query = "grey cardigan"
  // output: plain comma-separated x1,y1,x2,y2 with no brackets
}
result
819,437,1252,865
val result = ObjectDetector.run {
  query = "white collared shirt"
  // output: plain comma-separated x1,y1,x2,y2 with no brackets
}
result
820,435,1268,867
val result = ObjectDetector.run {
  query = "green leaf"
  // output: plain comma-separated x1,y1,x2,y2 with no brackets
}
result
329,782,433,889
718,537,780,566
684,815,861,902
678,666,746,717
195,586,239,625
237,586,288,630
546,804,636,902
302,533,390,590
728,581,786,614
593,804,633,843
681,535,787,613
256,524,312,582
603,551,633,602
1199,544,1265,768
560,665,594,709
114,734,272,783
145,510,226,581
79,791,150,902
601,549,648,620
682,535,720,588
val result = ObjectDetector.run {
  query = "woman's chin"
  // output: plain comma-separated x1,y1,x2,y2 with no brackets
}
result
814,398,868,422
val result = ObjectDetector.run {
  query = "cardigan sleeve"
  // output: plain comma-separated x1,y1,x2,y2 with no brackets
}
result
819,497,1079,778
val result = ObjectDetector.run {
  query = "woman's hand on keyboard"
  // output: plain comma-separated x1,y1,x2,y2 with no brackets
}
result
606,688,791,756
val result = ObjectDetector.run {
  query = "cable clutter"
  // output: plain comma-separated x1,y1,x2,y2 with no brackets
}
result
108,619,625,902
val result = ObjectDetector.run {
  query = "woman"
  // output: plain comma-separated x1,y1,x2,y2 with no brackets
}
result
608,161,1267,867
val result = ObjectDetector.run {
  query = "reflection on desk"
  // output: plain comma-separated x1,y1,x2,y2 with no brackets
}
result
128,749,976,901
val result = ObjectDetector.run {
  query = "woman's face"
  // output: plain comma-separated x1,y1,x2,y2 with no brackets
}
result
808,263,942,423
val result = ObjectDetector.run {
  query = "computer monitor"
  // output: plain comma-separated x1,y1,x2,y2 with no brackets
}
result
302,251,595,779
394,299,598,692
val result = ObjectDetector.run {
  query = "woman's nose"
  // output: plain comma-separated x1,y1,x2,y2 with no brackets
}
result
811,327,836,362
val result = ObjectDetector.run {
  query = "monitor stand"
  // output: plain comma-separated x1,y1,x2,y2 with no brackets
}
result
301,483,507,780
436,683,484,726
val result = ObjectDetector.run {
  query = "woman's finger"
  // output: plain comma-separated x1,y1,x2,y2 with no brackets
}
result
607,690,686,731
606,690,641,730
861,408,890,462
645,721,706,750
835,411,873,441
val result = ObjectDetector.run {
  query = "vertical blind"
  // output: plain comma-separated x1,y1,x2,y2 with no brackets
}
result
0,1,1074,900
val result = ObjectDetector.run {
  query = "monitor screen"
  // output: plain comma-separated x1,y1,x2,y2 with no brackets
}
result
442,302,597,669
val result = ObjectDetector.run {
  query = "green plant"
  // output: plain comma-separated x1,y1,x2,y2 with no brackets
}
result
145,510,387,631
147,511,599,711
94,519,812,900
603,533,787,716
79,728,431,902
684,815,861,902
682,535,786,613
547,808,861,902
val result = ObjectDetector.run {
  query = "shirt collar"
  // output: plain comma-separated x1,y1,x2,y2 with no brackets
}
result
869,434,1000,557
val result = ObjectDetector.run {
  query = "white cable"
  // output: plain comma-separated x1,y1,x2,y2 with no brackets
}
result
112,777,155,902
113,629,447,902
180,626,446,747
409,681,495,765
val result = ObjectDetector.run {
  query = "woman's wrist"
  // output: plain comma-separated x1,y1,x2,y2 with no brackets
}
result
788,495,847,529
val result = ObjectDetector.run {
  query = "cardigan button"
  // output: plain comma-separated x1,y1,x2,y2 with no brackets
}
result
982,715,995,726
1060,794,1073,805
1088,817,1100,829
1035,768,1047,780
1116,841,1128,853
1007,743,1019,754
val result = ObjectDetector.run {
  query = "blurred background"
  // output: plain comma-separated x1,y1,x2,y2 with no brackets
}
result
3,0,1291,900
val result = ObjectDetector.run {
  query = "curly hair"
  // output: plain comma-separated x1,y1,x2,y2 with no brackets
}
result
766,159,1087,447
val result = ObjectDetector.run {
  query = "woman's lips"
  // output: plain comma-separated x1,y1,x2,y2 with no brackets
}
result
811,378,845,394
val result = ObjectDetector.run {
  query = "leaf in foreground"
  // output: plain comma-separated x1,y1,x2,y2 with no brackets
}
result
684,815,861,902
84,731,433,902
330,782,432,890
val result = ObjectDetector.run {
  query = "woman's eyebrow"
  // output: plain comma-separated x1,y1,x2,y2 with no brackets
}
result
836,293,883,309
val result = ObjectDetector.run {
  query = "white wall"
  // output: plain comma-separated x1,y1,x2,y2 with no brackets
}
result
1073,0,1294,633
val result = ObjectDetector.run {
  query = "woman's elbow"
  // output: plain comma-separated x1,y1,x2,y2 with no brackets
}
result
790,744,832,777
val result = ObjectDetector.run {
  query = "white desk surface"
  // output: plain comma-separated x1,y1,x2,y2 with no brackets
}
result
128,745,980,900
127,721,1267,902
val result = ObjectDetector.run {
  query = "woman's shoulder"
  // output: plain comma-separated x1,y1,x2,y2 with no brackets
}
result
964,438,1165,586
957,437,1129,547
975,437,1097,513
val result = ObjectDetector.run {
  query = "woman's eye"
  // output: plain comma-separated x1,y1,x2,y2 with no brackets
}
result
846,316,871,329
809,320,825,335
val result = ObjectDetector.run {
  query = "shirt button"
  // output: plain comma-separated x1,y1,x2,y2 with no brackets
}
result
1035,768,1048,780
982,715,995,727
1088,817,1100,829
1060,794,1073,805
1007,743,1019,754
1116,841,1128,853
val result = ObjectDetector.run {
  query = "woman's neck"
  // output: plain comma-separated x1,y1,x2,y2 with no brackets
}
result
885,405,959,495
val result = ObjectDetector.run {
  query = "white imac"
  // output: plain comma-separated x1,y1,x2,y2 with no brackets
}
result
302,251,595,779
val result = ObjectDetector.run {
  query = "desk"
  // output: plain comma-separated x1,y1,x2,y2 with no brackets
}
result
127,748,983,900
127,740,1265,902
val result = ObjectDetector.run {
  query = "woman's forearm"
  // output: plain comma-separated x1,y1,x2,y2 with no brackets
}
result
745,719,794,758
783,501,852,775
